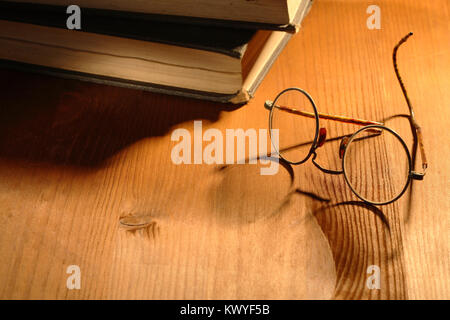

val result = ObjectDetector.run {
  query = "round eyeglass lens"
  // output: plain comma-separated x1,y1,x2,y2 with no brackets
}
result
343,126,411,204
269,88,318,164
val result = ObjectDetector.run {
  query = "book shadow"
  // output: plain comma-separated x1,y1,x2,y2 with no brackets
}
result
0,68,240,167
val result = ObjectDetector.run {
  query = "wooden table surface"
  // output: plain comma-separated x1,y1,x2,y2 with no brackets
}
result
0,0,448,300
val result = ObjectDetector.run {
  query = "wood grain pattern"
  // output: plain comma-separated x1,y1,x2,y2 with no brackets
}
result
0,69,337,299
0,0,449,299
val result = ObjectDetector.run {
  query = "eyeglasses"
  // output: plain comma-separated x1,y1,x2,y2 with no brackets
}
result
264,33,427,206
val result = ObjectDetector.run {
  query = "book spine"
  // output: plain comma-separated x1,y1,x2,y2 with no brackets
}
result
238,0,313,103
292,0,314,32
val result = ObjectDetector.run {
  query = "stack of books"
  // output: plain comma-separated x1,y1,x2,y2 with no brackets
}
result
0,0,313,104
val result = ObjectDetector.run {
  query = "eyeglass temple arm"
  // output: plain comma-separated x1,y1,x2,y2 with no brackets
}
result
264,101,384,127
393,32,428,174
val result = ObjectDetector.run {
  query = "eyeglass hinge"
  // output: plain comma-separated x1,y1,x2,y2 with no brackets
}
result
410,172,424,180
264,100,273,110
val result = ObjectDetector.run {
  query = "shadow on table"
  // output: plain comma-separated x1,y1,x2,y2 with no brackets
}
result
313,200,390,230
0,69,239,167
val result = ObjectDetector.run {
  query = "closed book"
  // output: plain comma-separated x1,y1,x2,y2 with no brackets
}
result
0,1,313,103
3,0,313,31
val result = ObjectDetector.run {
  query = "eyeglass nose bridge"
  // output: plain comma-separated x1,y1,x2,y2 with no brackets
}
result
311,151,344,175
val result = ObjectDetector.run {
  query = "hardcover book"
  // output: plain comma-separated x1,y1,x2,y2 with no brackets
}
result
0,0,313,103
